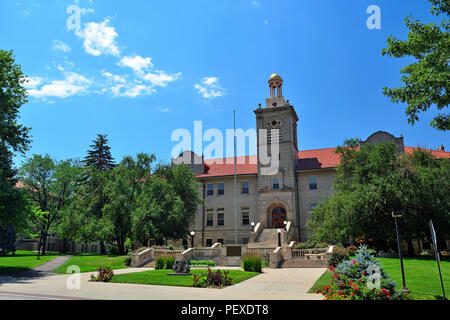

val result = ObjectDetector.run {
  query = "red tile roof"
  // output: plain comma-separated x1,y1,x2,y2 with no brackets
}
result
195,147,450,178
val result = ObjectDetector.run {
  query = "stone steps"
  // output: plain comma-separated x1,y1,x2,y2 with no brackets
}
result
279,259,328,269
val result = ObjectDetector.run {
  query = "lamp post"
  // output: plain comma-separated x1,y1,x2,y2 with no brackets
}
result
277,229,282,247
190,231,195,248
392,211,409,293
251,222,255,232
283,220,288,231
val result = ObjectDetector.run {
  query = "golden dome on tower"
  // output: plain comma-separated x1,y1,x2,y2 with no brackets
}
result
268,73,283,84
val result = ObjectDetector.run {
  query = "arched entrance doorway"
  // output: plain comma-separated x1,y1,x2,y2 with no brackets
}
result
271,206,287,229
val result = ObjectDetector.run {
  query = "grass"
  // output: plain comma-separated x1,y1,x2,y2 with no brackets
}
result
0,250,60,274
110,269,260,287
309,256,450,300
53,253,128,273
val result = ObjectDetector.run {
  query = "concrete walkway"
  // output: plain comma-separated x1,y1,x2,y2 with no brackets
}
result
3,255,71,278
0,267,325,300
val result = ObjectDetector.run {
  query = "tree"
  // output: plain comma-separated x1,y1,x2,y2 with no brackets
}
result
132,164,201,246
382,0,450,131
83,134,115,170
0,49,32,231
308,140,450,253
101,153,155,254
19,155,83,256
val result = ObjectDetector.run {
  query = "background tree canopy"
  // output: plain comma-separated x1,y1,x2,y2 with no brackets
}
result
308,140,450,253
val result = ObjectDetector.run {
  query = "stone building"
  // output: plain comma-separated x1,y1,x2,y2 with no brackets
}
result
172,74,450,248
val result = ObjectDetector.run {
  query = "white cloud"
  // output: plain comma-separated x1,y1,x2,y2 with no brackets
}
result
157,106,170,113
28,72,91,99
23,76,44,89
142,71,182,87
119,55,153,74
75,18,120,56
194,77,226,99
52,40,71,53
110,83,154,98
102,71,126,83
251,0,260,8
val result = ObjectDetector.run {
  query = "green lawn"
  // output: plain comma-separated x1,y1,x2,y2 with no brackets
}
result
309,256,450,300
53,253,128,273
0,250,60,274
110,269,260,287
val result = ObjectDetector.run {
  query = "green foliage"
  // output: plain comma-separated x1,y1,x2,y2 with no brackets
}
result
308,140,450,250
132,164,201,246
91,265,114,282
189,260,217,267
123,253,132,266
346,246,359,255
242,254,263,273
317,245,403,300
293,241,329,249
382,0,450,131
165,256,175,269
155,256,166,270
192,268,233,288
329,247,349,267
83,134,115,170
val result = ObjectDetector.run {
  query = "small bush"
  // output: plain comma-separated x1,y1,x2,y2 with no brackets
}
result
192,269,233,288
165,256,176,269
123,253,132,266
189,260,217,267
242,254,262,273
108,246,120,256
420,250,431,256
91,266,114,282
329,246,349,267
155,256,165,270
347,246,358,255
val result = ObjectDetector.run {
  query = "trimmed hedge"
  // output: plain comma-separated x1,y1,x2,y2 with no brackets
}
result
189,260,217,267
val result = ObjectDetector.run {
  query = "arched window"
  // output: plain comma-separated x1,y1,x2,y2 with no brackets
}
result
273,178,280,190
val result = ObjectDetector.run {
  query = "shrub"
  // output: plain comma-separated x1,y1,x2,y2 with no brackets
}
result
91,266,114,282
294,241,329,249
155,256,165,270
329,246,349,267
420,250,430,256
192,269,233,288
317,245,404,300
123,253,132,266
189,260,217,267
242,254,262,273
165,256,176,269
347,246,358,255
124,238,132,253
108,246,120,256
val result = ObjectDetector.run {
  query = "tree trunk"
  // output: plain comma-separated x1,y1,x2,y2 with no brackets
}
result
100,241,106,255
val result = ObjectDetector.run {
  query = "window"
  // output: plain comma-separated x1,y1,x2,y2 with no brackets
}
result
217,239,224,245
309,203,318,212
206,209,214,226
206,239,213,247
242,207,250,225
273,178,280,190
217,208,225,226
218,183,225,195
242,238,249,244
207,184,214,196
309,176,318,190
242,181,249,194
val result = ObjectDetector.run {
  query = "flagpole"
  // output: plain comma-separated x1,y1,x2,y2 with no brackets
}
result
234,109,238,245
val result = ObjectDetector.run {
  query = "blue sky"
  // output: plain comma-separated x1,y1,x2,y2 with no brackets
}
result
1,0,448,166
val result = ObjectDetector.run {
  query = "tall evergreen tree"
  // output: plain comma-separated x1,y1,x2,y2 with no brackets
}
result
83,134,115,170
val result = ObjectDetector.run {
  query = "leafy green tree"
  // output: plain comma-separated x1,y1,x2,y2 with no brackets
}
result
308,141,450,253
19,155,83,256
132,164,201,246
0,49,32,231
382,0,450,130
83,134,115,170
101,153,155,254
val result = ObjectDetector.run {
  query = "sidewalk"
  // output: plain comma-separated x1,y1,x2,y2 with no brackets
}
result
0,267,325,300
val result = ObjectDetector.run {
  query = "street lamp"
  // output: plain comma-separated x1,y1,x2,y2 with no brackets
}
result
392,211,410,293
283,221,288,231
251,222,255,232
190,231,195,248
277,229,282,247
